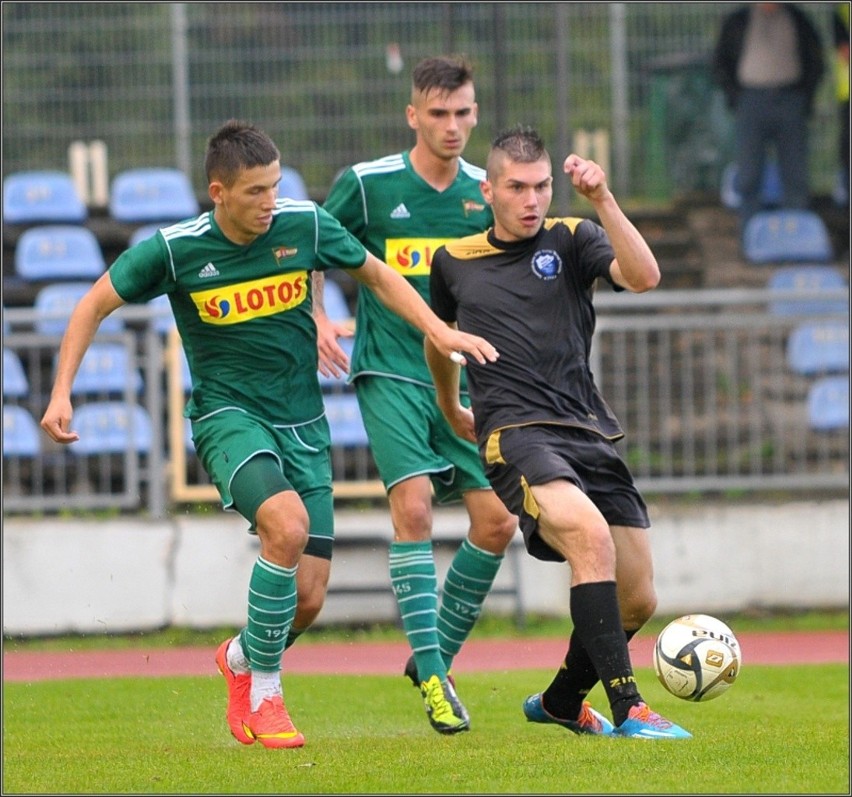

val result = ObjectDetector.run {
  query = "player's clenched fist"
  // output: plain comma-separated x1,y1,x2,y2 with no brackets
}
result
563,154,610,203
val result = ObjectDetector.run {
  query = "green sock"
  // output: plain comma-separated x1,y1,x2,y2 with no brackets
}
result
239,556,297,673
389,540,445,683
438,538,504,669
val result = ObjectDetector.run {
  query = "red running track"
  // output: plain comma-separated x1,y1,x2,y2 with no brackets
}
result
3,630,848,683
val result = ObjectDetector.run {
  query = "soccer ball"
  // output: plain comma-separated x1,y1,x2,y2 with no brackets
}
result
653,614,742,702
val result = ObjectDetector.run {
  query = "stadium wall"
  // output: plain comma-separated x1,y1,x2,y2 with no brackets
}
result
3,499,848,637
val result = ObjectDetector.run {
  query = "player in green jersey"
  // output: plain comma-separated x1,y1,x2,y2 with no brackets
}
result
40,119,498,749
427,124,690,739
312,56,518,735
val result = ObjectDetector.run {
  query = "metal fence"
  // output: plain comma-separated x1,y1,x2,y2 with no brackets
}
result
592,288,849,494
3,286,848,518
1,2,844,211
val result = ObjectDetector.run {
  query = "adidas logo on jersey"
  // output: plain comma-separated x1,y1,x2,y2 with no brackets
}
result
198,262,220,278
390,203,410,219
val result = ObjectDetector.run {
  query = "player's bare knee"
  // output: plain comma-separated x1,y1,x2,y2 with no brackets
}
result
256,507,309,565
589,522,616,559
391,502,433,540
469,511,518,553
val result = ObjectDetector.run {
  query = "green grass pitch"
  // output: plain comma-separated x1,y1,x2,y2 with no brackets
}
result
3,664,849,794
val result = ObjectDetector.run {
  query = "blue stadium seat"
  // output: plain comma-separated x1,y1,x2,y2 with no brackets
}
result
2,405,41,457
147,293,175,335
786,321,850,377
720,160,783,211
128,223,163,248
318,336,354,389
34,282,124,337
15,225,106,282
280,166,309,200
3,349,29,398
108,168,199,223
742,209,833,265
2,170,87,225
323,393,369,446
179,346,192,391
184,417,195,451
768,266,848,317
69,402,153,455
806,376,850,431
64,342,143,396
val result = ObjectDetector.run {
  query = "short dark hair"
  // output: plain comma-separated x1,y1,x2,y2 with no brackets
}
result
486,124,549,178
205,120,280,186
411,55,474,96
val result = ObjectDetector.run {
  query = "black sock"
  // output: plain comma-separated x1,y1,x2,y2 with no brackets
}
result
285,627,304,650
566,581,641,727
543,627,638,721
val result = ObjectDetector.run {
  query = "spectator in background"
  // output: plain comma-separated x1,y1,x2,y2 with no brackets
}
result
834,2,850,207
713,3,824,232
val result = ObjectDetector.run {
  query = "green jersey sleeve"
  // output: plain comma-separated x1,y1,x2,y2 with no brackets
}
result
108,233,173,303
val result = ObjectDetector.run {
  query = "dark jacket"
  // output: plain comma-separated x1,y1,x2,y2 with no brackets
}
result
712,4,825,114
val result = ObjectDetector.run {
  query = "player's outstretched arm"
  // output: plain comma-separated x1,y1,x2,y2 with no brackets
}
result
424,334,477,443
41,273,126,445
354,253,499,365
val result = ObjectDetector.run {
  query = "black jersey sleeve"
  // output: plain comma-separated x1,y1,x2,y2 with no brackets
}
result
429,246,457,323
571,218,621,290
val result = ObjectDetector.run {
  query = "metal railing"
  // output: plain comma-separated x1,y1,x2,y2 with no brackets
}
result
3,286,848,518
591,288,849,494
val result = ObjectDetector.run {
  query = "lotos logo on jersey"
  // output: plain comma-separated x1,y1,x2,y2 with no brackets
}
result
385,238,452,277
385,238,452,276
191,271,307,325
531,250,562,281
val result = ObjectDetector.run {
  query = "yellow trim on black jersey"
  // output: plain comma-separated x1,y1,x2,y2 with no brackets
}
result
545,217,587,233
443,231,497,260
444,217,589,260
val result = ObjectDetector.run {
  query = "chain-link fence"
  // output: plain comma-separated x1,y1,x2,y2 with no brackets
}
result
2,2,843,211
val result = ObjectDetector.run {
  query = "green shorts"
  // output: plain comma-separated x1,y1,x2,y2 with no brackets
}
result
191,409,335,558
353,375,491,503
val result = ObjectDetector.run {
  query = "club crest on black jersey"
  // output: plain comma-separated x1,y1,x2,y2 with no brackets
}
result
530,249,562,280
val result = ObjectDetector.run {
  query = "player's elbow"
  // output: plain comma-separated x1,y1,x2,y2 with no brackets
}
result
636,269,661,292
629,262,661,293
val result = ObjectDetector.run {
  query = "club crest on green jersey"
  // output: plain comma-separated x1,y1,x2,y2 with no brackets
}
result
462,198,486,216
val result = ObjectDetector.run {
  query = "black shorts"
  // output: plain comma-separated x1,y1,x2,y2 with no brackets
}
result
482,424,649,562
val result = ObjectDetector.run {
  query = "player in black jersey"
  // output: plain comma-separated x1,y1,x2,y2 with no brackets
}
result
427,125,691,739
